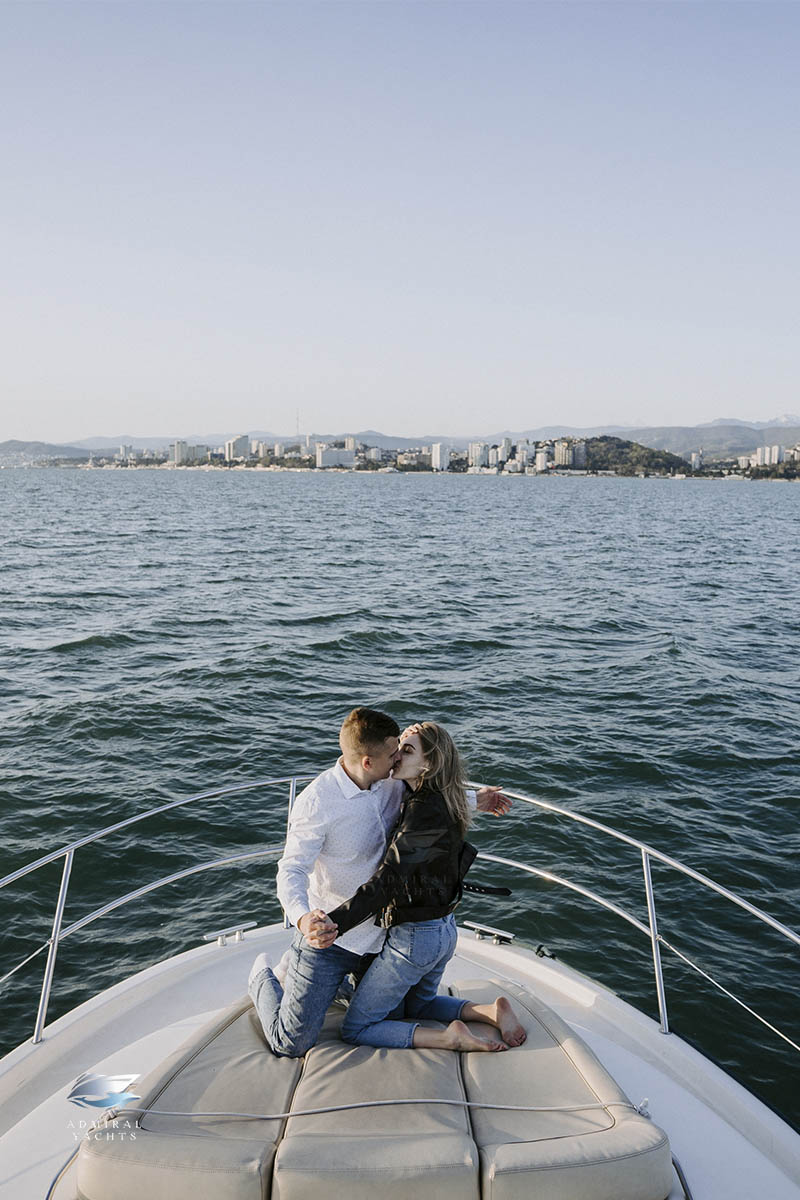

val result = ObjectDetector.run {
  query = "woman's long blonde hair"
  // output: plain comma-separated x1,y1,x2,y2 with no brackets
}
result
415,722,471,837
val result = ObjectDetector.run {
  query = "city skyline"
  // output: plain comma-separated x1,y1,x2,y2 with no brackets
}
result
5,425,797,477
8,409,798,454
3,2,800,442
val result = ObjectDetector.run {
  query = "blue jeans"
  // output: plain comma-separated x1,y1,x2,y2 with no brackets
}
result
341,915,465,1048
249,931,364,1057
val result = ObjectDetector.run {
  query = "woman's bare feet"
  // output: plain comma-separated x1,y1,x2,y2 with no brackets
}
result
493,997,527,1047
458,997,527,1047
443,1020,507,1053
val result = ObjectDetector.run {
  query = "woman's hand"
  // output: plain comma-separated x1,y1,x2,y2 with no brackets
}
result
399,723,423,743
476,786,512,816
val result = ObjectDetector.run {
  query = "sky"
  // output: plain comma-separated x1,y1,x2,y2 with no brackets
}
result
2,0,800,443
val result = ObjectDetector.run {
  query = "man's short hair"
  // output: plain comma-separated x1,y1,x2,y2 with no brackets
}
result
340,707,400,757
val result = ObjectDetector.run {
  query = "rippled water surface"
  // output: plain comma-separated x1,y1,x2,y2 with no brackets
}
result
1,468,798,1122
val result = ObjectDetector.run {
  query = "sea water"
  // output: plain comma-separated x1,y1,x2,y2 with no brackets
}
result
1,468,798,1122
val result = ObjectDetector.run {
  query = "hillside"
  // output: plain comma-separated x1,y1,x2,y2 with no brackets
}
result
0,440,88,465
615,423,800,459
585,436,689,475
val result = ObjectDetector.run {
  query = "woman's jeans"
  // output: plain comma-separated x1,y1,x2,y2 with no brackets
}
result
341,915,465,1048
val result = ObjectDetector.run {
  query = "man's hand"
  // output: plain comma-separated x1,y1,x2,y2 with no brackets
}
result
298,909,338,949
476,786,512,816
399,723,422,743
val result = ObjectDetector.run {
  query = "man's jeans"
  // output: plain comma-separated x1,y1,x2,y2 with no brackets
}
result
249,932,364,1057
341,915,465,1048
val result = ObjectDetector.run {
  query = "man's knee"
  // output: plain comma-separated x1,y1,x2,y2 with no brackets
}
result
269,1022,317,1058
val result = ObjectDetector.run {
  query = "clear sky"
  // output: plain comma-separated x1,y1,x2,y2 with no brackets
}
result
2,1,799,443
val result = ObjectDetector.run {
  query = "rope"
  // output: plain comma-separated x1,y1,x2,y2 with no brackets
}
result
127,1097,640,1122
672,1152,694,1200
47,1099,691,1200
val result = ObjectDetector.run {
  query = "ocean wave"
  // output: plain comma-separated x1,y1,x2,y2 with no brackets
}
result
43,630,141,653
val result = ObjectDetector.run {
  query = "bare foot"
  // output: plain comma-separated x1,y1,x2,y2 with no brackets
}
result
443,1020,507,1053
494,997,527,1047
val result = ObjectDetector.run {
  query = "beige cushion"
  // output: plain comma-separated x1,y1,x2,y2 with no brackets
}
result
450,979,672,1200
76,979,673,1200
77,997,302,1200
272,1007,479,1200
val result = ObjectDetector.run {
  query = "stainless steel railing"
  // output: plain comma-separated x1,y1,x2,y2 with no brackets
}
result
472,851,800,1055
0,774,313,1042
494,787,800,1044
1,774,798,1053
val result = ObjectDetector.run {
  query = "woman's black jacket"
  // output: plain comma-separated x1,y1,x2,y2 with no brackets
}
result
327,785,476,936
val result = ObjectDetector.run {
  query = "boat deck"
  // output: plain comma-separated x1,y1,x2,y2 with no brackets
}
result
1,924,798,1200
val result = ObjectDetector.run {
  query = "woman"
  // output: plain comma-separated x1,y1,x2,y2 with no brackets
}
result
325,722,526,1052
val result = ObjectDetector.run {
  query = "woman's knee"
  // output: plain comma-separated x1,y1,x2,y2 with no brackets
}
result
403,992,430,1019
340,1011,368,1044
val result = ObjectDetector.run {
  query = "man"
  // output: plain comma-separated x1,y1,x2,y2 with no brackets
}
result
248,706,510,1057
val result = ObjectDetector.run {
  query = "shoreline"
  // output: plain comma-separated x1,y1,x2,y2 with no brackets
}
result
2,463,798,481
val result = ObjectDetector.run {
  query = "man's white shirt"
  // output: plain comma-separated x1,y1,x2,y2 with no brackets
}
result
276,760,477,956
277,761,408,955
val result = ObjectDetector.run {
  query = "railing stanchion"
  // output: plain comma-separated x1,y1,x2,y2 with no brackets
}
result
283,778,297,930
32,850,74,1044
642,848,669,1034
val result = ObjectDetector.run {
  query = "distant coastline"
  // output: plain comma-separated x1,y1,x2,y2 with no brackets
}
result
4,462,798,481
3,429,799,480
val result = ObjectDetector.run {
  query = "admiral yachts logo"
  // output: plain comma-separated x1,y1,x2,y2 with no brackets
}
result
67,1072,141,1110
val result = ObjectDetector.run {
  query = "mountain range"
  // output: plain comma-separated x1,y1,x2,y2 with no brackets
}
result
2,416,800,463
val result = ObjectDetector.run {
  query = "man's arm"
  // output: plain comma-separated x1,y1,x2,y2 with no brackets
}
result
276,790,336,944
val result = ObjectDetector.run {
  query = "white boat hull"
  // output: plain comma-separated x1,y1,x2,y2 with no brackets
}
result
1,924,798,1200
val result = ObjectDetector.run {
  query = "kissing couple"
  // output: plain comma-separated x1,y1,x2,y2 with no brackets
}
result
248,707,526,1055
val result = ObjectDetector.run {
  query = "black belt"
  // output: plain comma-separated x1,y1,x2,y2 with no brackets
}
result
463,882,512,897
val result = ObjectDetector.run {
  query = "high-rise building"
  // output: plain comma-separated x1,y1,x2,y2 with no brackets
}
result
366,447,382,462
316,447,355,468
171,440,189,465
572,441,587,468
344,436,357,452
273,442,285,458
488,447,500,467
499,437,512,463
225,435,250,461
770,444,784,464
431,444,450,471
468,442,488,468
554,439,574,467
690,450,703,470
535,448,550,472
